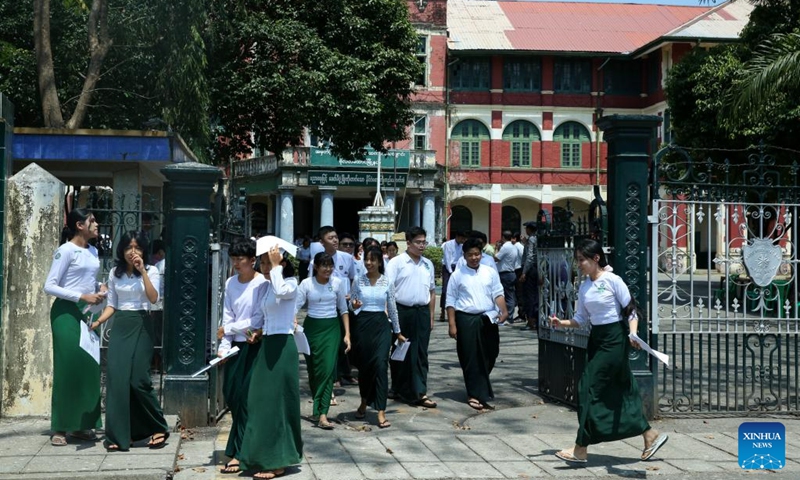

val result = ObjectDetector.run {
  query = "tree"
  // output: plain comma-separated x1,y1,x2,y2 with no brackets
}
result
207,0,423,161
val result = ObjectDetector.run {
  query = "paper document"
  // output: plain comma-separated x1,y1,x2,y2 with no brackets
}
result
629,333,670,367
391,339,411,362
191,346,240,377
256,235,298,258
294,325,311,355
79,321,101,364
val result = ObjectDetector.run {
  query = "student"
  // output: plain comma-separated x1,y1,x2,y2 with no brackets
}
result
295,252,351,429
92,231,169,451
350,247,406,428
446,237,508,410
43,208,105,446
550,239,668,464
440,231,467,322
216,239,266,474
237,246,303,480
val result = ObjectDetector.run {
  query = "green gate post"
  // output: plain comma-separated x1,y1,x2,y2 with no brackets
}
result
161,162,220,427
596,114,661,420
0,95,13,326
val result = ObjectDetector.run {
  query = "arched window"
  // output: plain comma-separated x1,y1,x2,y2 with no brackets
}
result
553,122,590,169
452,120,490,167
450,205,473,237
502,121,541,168
502,206,521,234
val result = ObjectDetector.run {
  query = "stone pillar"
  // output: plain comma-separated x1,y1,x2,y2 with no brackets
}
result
410,194,421,228
320,187,335,227
422,189,436,244
597,114,662,420
0,95,11,327
161,162,220,427
279,187,294,243
2,164,64,416
489,184,502,244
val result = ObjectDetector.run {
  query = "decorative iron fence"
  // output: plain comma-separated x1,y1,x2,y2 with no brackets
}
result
652,144,800,416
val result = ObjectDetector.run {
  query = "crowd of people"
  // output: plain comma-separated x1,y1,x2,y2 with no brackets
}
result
42,210,667,479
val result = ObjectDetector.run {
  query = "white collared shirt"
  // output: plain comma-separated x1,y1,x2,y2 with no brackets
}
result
442,239,463,273
445,263,504,314
252,266,298,336
385,252,435,307
44,242,101,302
514,242,524,270
573,272,631,328
106,265,161,311
295,276,348,318
495,241,517,273
220,273,267,348
456,253,498,271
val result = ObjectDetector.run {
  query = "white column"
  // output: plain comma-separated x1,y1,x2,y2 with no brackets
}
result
422,189,436,244
411,194,421,227
320,187,335,227
279,187,295,243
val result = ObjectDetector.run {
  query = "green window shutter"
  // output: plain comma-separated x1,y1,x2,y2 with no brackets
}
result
554,121,589,169
502,120,539,168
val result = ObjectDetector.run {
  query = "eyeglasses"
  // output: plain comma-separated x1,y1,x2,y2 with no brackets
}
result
411,240,428,246
340,242,355,248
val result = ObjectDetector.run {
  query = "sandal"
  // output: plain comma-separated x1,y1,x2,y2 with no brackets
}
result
253,469,285,479
50,434,67,446
316,420,335,430
220,460,241,474
378,419,391,429
467,398,484,410
416,397,437,408
105,443,121,452
555,450,588,463
148,432,170,450
641,433,669,461
354,408,366,420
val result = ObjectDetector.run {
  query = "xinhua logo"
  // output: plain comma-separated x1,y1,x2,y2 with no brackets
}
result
738,422,785,470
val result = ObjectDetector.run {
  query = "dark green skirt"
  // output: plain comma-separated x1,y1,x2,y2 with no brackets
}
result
105,310,168,450
455,311,499,404
223,340,261,459
390,304,431,403
239,334,303,471
355,311,392,410
575,321,650,446
303,316,341,417
50,299,102,432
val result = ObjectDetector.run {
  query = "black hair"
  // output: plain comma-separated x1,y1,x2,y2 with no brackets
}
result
502,230,512,241
462,237,483,255
229,238,256,258
318,225,336,239
575,238,608,269
380,241,388,247
454,230,468,238
312,252,334,276
151,239,166,255
405,226,426,242
339,232,355,244
511,232,520,241
302,237,311,246
362,237,381,250
62,208,93,244
468,230,487,246
113,231,150,278
386,241,398,251
363,247,385,274
265,251,296,278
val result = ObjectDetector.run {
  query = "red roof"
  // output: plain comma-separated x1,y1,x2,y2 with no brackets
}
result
449,0,714,54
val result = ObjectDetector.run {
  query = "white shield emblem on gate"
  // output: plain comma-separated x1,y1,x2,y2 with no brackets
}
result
742,238,782,287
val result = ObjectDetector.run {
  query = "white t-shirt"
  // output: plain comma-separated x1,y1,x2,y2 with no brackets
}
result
106,265,161,311
250,266,298,337
385,253,435,307
220,274,268,349
44,242,101,302
573,271,632,328
446,263,504,314
295,276,348,319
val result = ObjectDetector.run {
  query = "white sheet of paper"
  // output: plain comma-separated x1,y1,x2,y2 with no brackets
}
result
294,325,311,355
391,339,411,362
79,321,101,364
191,346,240,377
256,235,298,258
629,333,670,367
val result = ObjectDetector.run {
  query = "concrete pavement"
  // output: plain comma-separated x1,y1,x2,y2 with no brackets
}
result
3,323,800,479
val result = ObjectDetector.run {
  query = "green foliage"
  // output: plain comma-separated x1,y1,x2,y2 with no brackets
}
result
422,246,443,280
207,0,423,162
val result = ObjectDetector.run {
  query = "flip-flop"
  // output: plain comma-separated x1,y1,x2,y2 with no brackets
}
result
378,420,391,429
148,432,170,450
354,409,366,419
416,397,437,408
467,399,484,410
641,433,669,461
316,421,335,430
555,450,588,464
253,469,285,479
50,434,68,446
220,461,241,474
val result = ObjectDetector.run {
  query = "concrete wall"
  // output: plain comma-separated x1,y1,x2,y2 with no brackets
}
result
1,164,64,416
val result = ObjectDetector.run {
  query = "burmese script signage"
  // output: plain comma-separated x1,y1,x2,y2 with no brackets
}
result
309,148,410,169
308,170,408,188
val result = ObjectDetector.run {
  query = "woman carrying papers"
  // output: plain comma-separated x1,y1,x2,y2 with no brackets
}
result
237,246,302,480
549,239,668,464
295,252,351,430
445,237,508,411
350,247,406,429
215,239,266,474
90,231,168,451
43,208,105,446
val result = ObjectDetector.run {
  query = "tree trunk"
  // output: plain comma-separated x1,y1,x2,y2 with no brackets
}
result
65,0,112,129
33,0,65,128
